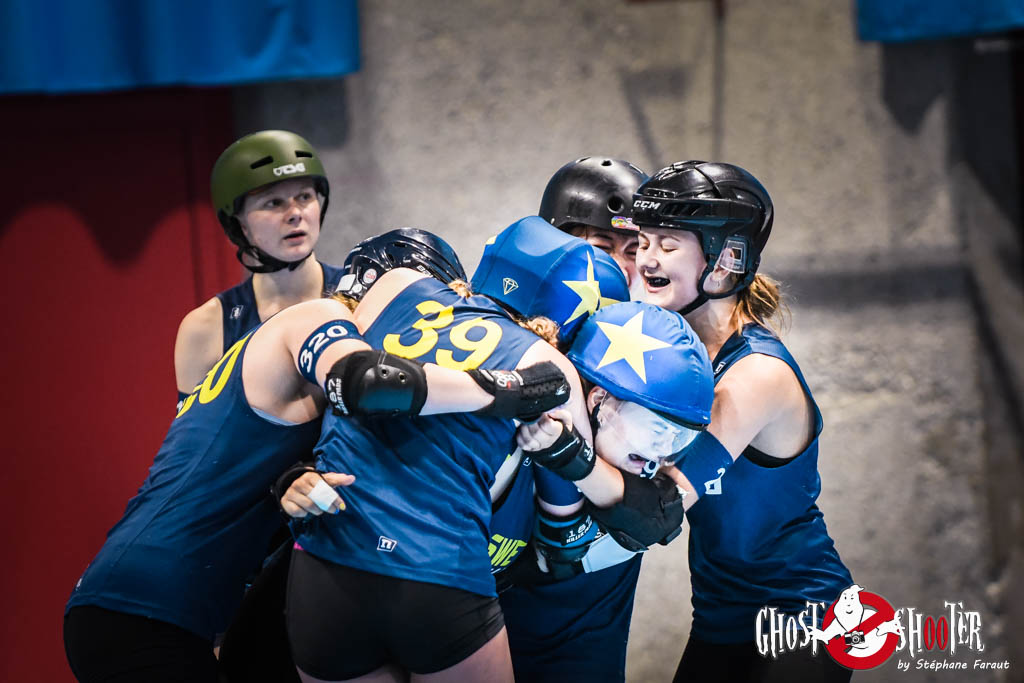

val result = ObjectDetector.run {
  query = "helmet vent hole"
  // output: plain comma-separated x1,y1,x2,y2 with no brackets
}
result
607,197,624,212
601,159,612,166
249,156,273,169
295,150,313,158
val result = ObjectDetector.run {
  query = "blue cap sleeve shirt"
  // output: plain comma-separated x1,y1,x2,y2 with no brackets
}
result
293,277,543,597
67,330,323,641
687,323,852,644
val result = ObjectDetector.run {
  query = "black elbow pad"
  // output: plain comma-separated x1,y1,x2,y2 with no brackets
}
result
587,472,684,552
325,350,428,417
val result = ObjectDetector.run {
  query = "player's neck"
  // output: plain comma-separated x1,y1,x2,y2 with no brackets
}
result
684,297,740,360
253,256,324,311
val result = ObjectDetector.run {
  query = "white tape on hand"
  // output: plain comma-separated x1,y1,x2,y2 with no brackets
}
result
309,478,340,512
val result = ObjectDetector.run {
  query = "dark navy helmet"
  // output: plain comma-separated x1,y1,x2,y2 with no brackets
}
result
471,216,628,347
568,301,713,430
539,157,648,235
632,161,773,307
337,228,466,300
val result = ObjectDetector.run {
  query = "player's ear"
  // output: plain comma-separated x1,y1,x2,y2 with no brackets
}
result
586,385,607,414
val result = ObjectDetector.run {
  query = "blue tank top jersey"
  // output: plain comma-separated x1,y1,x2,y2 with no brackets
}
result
294,277,542,597
67,330,323,640
216,261,345,352
501,554,643,683
687,323,852,643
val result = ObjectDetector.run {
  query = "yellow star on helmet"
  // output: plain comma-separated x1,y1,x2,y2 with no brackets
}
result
594,311,671,383
562,253,603,325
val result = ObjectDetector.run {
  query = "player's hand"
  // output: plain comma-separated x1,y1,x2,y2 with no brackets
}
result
280,472,355,518
516,409,572,452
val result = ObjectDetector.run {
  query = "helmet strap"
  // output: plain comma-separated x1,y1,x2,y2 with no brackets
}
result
235,244,313,274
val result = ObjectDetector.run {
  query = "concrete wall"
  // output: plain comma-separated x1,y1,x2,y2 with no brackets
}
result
234,2,1023,680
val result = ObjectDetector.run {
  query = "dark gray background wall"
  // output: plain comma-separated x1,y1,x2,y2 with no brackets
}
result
234,2,1024,680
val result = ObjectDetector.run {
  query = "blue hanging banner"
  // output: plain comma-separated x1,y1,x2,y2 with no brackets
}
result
858,0,1024,42
0,0,360,94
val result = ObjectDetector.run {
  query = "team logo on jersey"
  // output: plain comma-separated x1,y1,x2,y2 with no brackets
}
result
756,585,1003,673
272,162,306,176
230,305,243,320
703,467,726,495
502,277,519,295
377,536,398,552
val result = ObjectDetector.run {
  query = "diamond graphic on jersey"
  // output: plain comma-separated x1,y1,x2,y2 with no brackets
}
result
230,305,243,320
703,467,726,495
377,536,398,552
503,278,519,295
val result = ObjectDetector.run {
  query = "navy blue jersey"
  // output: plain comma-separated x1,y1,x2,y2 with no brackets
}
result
217,262,345,352
294,277,542,597
688,323,852,643
501,555,642,683
67,330,323,641
488,454,536,573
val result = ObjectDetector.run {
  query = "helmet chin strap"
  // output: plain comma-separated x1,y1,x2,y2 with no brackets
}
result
677,265,714,315
236,244,312,274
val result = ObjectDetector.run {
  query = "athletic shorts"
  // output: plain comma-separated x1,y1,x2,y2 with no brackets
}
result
63,605,218,683
286,548,505,679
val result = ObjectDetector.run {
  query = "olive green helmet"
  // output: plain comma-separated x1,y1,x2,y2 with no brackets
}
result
210,130,330,273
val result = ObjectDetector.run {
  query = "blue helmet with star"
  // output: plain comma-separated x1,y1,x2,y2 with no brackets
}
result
567,301,713,428
471,216,629,347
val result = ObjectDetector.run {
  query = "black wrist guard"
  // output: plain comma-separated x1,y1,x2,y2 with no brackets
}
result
534,508,597,579
468,361,569,421
588,472,684,552
528,424,596,481
271,463,318,511
325,350,428,417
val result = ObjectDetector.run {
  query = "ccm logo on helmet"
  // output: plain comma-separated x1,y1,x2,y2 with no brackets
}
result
634,200,661,209
273,162,307,177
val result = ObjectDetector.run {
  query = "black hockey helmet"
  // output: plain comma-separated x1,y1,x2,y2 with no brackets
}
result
337,228,467,300
539,157,649,235
631,161,773,311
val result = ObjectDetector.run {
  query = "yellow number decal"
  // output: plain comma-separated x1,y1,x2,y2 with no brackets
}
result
436,317,502,370
176,333,250,418
382,300,454,359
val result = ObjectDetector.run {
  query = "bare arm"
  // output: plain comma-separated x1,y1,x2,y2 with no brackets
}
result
516,340,625,508
174,297,224,395
661,352,813,510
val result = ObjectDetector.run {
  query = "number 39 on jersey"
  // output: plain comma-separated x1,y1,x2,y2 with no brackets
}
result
382,299,502,371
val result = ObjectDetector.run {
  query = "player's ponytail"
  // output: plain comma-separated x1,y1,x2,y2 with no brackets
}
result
732,273,789,334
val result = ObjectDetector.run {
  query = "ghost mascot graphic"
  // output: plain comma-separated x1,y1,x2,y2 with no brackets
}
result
810,584,903,670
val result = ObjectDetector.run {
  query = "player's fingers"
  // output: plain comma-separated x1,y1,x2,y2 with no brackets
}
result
545,408,573,431
280,497,309,518
290,472,324,496
536,415,565,438
321,472,355,488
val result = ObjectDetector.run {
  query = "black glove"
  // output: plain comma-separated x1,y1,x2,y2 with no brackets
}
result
468,361,569,421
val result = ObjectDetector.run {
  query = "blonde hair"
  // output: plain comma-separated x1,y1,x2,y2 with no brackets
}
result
732,273,790,334
448,279,561,347
330,291,360,312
